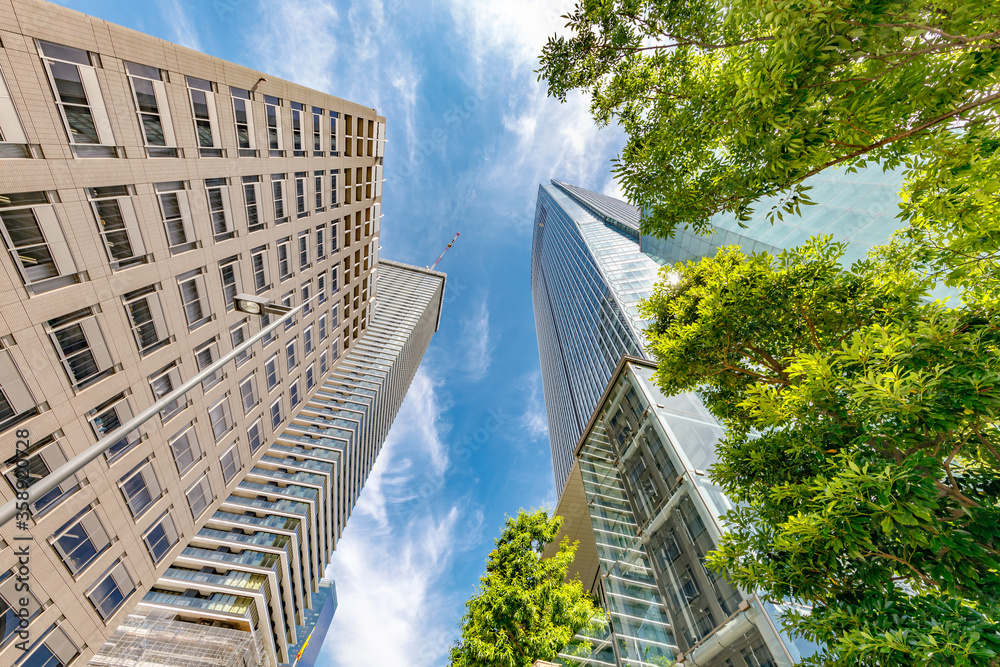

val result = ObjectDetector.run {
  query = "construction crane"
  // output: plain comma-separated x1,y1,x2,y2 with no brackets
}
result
428,232,460,270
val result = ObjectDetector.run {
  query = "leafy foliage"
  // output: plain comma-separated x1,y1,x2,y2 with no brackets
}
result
449,509,601,667
640,238,1000,665
538,0,1000,237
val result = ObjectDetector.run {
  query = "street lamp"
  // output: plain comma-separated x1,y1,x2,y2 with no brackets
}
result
234,294,293,316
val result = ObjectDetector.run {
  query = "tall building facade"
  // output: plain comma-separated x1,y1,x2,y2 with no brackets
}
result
531,177,905,666
0,2,444,667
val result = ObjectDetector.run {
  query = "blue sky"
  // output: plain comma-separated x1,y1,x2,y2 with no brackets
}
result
61,0,626,663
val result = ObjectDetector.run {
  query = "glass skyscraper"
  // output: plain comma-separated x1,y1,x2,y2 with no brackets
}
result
531,171,908,496
531,174,907,666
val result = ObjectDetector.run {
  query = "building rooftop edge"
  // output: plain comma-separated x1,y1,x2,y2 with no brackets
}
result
378,258,447,332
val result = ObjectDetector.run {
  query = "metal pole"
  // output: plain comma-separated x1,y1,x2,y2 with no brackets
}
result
0,292,319,527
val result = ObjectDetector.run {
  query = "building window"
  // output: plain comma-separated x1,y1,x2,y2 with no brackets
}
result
289,379,300,407
329,170,339,208
250,245,270,293
318,273,328,306
0,571,41,646
125,61,177,157
0,191,79,292
230,320,251,367
242,175,263,232
320,350,328,375
271,173,287,222
230,86,256,157
19,626,78,667
149,361,184,421
290,102,304,156
208,397,232,441
186,474,212,519
123,285,169,355
269,396,283,430
294,172,307,217
186,76,221,157
218,256,241,310
305,363,315,390
51,506,110,574
119,461,162,518
177,269,211,329
86,185,147,270
2,435,77,516
329,111,338,156
332,265,339,292
0,66,31,158
206,178,234,241
332,303,339,327
221,445,241,483
194,337,222,391
276,238,291,281
264,95,283,157
239,373,258,414
155,181,196,253
315,226,326,261
89,393,140,461
301,282,312,316
38,40,117,157
312,107,323,155
47,307,114,389
168,425,201,475
297,231,310,271
285,339,298,372
143,512,179,563
319,314,328,342
282,292,295,331
314,171,323,211
264,354,279,391
88,561,135,621
260,312,275,347
303,325,313,356
248,418,263,453
0,347,37,432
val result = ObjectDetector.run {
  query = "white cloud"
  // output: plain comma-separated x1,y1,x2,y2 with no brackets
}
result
161,0,202,51
323,506,466,667
323,365,477,666
520,370,548,442
459,295,493,381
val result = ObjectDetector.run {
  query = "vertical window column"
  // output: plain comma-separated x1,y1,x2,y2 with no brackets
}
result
125,61,177,157
230,86,256,157
186,76,222,157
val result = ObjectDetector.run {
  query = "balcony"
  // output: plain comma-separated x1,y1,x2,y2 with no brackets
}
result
142,589,254,617
197,526,291,551
259,454,334,475
224,493,309,517
237,480,317,502
161,566,269,595
179,545,280,572
212,509,302,534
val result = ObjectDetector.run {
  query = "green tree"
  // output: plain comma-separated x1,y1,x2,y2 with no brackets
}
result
639,237,1000,665
449,509,600,667
538,0,1000,238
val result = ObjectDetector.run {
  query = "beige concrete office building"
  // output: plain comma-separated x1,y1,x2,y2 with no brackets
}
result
0,1,443,666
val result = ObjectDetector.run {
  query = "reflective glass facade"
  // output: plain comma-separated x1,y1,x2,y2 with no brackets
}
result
641,165,906,267
531,181,661,493
559,358,815,667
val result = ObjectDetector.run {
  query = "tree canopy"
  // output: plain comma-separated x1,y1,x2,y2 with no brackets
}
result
639,238,1000,665
449,509,600,667
538,0,1000,239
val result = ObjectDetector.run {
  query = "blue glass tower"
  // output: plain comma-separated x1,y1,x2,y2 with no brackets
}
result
532,171,907,496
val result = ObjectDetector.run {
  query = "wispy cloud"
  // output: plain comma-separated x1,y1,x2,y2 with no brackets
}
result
459,295,493,381
520,370,549,442
324,365,477,666
161,0,202,51
323,506,467,667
